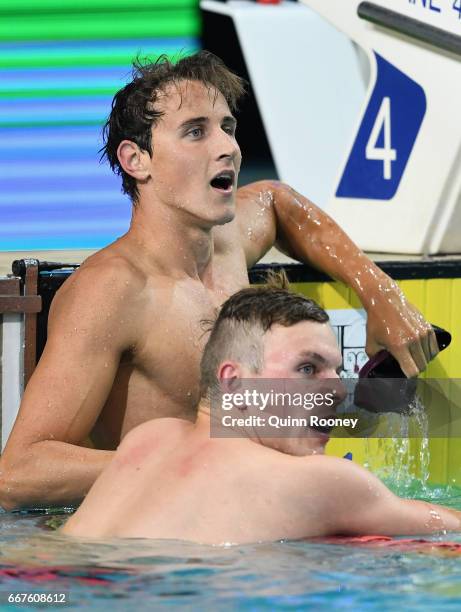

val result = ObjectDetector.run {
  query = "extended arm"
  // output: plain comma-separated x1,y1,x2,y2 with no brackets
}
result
307,456,461,536
236,180,438,377
0,263,136,510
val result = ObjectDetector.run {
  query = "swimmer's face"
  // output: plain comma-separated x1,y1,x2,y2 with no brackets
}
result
249,320,344,455
145,80,241,225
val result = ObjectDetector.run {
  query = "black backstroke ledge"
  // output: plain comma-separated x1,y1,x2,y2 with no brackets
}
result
358,1,461,56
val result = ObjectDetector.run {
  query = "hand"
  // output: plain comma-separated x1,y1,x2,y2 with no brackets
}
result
364,280,439,377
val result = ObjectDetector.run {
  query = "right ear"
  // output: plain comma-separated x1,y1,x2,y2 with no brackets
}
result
218,361,243,394
116,140,151,180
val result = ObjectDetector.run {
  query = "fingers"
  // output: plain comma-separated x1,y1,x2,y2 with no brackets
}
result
390,346,419,378
365,298,441,378
418,322,439,364
389,327,438,377
420,329,432,364
411,325,439,373
427,327,439,361
408,340,428,375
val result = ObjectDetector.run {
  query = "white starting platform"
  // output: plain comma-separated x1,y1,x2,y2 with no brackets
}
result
201,0,461,254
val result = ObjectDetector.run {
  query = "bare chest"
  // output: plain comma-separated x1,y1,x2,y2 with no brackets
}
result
99,260,249,441
140,266,249,382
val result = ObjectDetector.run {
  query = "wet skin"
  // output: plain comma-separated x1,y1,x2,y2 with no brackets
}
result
61,321,460,544
0,81,438,509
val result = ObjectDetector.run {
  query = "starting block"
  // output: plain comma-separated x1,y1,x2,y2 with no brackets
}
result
301,0,461,253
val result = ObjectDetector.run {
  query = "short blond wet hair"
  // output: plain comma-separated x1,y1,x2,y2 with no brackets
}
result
200,270,329,396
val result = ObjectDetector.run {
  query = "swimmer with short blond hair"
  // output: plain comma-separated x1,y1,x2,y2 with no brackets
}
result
62,278,460,544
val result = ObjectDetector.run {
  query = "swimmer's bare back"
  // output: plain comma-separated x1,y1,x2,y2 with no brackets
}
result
62,415,461,544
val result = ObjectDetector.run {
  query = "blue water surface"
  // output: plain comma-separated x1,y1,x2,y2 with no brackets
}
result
0,486,460,611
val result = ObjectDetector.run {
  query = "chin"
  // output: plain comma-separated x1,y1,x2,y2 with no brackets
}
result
214,204,236,226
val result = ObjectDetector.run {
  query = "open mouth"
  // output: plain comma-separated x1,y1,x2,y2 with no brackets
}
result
210,170,235,193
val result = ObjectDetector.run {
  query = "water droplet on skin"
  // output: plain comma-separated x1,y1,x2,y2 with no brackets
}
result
258,190,274,208
425,507,447,534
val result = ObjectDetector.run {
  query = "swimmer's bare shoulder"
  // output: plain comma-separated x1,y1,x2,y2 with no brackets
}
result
55,245,148,327
61,418,190,536
235,179,317,268
235,180,278,268
47,248,148,360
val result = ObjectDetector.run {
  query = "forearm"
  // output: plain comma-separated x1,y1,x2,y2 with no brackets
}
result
382,499,461,535
0,441,114,510
273,184,394,307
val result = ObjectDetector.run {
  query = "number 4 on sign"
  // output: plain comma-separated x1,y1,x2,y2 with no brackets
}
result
365,97,397,180
454,0,461,19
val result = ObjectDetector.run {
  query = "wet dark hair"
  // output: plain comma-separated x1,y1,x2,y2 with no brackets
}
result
200,270,329,395
101,50,246,203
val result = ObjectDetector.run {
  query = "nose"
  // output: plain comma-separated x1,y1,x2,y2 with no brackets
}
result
317,370,347,408
331,377,348,407
215,129,241,165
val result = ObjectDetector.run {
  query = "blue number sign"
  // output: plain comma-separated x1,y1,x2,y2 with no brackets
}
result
336,53,426,200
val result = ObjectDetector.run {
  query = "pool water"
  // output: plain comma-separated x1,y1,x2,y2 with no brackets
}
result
1,485,461,611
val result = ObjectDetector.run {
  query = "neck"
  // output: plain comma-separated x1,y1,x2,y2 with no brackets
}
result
196,395,323,456
127,197,215,280
196,396,261,441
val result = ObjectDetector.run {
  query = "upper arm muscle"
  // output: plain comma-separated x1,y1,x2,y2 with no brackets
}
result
4,263,139,451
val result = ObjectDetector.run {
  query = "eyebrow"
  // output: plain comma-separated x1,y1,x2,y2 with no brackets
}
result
178,115,237,131
297,351,343,374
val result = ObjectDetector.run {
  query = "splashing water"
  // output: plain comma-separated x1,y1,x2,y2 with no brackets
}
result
410,395,431,492
364,394,442,500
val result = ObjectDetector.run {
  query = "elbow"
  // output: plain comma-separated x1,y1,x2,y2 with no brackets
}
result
0,456,34,511
0,473,22,511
